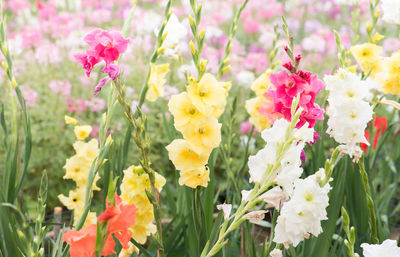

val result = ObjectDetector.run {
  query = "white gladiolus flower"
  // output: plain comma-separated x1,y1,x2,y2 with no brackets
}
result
325,70,372,103
157,13,187,59
259,186,285,210
381,0,400,24
270,249,283,257
241,190,252,202
324,69,374,161
244,210,268,224
248,118,308,186
361,239,400,257
217,203,232,220
248,145,276,183
273,174,331,247
261,119,289,144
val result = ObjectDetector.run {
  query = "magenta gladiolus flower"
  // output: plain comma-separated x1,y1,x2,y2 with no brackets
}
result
74,53,101,77
94,77,111,96
102,64,120,80
83,29,129,65
267,66,325,129
75,29,129,95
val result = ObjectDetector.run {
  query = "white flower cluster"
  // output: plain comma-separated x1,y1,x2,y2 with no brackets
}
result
247,119,313,194
381,0,400,24
247,118,333,248
273,170,331,247
361,239,400,257
324,69,374,162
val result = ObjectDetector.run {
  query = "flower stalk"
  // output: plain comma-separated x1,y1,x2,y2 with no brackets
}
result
358,155,378,244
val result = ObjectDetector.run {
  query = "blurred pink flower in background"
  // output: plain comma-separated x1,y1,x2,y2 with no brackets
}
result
36,1,57,21
49,80,72,97
22,28,42,49
240,120,254,134
7,0,31,13
66,98,87,115
20,87,38,108
86,97,105,112
90,125,100,137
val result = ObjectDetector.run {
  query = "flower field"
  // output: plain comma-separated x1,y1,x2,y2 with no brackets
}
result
1,0,400,256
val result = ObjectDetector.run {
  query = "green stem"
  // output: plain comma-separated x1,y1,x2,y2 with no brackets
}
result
358,156,378,244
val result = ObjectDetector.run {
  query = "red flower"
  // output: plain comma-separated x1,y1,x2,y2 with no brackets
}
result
361,130,370,153
62,224,115,257
63,194,137,256
361,116,388,152
98,194,138,248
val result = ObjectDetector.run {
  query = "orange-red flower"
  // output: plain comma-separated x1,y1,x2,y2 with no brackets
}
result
361,116,388,153
98,194,138,248
63,194,137,256
63,224,115,257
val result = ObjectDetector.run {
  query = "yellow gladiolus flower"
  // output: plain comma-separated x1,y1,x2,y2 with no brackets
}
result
168,92,205,130
375,72,400,96
186,73,226,116
374,51,400,96
350,43,382,77
58,187,85,213
63,155,90,182
245,97,270,131
180,117,222,153
77,211,98,228
372,32,384,44
118,242,139,257
74,125,92,140
178,166,210,188
383,51,400,76
251,70,272,97
73,139,99,162
166,139,209,171
120,165,166,245
64,115,78,125
146,63,170,102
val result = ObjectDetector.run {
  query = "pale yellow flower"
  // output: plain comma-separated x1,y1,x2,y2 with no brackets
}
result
168,92,205,130
64,115,78,125
58,187,85,213
375,51,400,96
245,97,270,131
63,155,91,183
119,165,166,245
186,73,226,116
166,139,209,171
350,43,382,77
251,70,272,97
180,117,222,153
178,166,210,188
73,139,99,162
118,242,139,257
146,63,170,102
74,125,92,140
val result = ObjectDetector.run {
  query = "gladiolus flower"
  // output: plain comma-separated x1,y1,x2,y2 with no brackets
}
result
98,194,138,248
84,29,130,65
63,224,116,257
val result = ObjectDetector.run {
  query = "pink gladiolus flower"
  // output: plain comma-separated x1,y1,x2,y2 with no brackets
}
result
75,53,101,77
267,68,325,129
84,29,129,65
94,77,111,96
75,29,129,95
102,64,120,80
